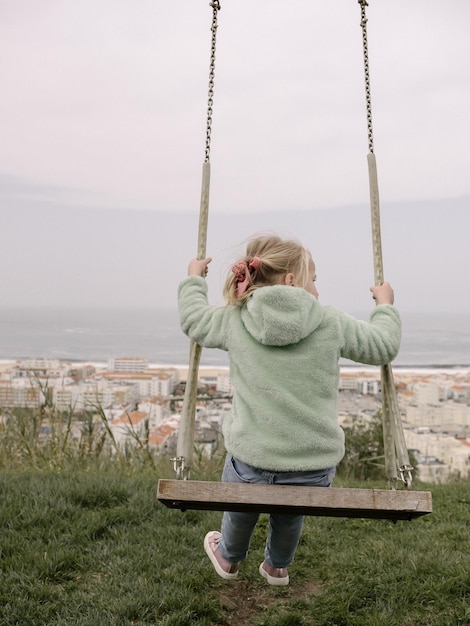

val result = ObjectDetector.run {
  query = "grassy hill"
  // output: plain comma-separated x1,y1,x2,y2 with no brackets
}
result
1,462,469,626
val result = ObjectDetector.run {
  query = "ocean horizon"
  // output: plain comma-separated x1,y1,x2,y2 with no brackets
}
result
0,306,469,369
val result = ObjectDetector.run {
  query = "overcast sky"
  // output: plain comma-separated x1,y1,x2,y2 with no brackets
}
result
1,1,469,314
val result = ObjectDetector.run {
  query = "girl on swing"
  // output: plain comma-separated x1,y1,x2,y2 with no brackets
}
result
178,234,400,586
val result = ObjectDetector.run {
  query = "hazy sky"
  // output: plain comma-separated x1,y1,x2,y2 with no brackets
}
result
1,1,469,314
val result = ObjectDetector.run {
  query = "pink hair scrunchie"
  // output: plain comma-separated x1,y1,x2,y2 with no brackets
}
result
232,256,262,296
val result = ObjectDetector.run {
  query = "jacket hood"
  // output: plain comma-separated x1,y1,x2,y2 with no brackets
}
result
240,285,324,346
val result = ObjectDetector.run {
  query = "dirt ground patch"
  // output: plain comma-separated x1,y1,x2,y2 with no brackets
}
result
216,578,322,625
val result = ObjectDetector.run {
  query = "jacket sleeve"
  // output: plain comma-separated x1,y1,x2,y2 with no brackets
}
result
178,276,231,351
338,305,401,365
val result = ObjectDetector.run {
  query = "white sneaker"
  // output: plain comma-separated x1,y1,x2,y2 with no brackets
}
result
204,531,239,581
259,561,289,586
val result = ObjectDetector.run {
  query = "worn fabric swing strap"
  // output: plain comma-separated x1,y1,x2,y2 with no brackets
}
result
174,1,221,480
359,0,413,487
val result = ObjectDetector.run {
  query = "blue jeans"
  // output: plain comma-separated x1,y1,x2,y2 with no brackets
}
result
218,454,336,569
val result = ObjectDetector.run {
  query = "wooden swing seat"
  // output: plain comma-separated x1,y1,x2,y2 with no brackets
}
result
157,479,432,521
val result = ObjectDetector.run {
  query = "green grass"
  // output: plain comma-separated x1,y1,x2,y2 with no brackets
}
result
1,465,469,625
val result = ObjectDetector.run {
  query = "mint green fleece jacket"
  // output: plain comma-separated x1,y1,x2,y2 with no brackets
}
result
178,276,401,472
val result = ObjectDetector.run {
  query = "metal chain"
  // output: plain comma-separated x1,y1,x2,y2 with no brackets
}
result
358,1,374,154
205,1,221,163
358,1,414,488
173,3,220,479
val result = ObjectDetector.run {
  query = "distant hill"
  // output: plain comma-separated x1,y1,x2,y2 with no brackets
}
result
2,194,469,313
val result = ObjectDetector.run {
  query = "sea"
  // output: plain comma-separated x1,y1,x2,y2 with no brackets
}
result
0,307,469,369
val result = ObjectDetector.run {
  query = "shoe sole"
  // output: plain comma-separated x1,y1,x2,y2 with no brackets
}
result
204,532,238,581
259,562,289,586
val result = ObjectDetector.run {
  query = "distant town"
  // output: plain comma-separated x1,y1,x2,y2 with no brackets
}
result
1,358,469,484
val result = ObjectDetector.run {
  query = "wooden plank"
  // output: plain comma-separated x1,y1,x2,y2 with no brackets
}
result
157,479,432,521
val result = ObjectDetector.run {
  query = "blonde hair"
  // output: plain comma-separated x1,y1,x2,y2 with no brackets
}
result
223,235,312,305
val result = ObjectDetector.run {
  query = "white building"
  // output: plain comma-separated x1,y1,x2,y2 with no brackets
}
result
413,382,440,406
102,368,179,399
138,397,171,428
108,357,148,373
52,379,139,412
360,379,380,395
336,374,380,395
150,370,179,397
148,415,180,451
0,380,44,408
110,410,149,446
15,359,63,377
338,376,360,392
406,401,470,434
406,405,443,429
216,371,233,395
54,385,82,412
405,428,470,482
